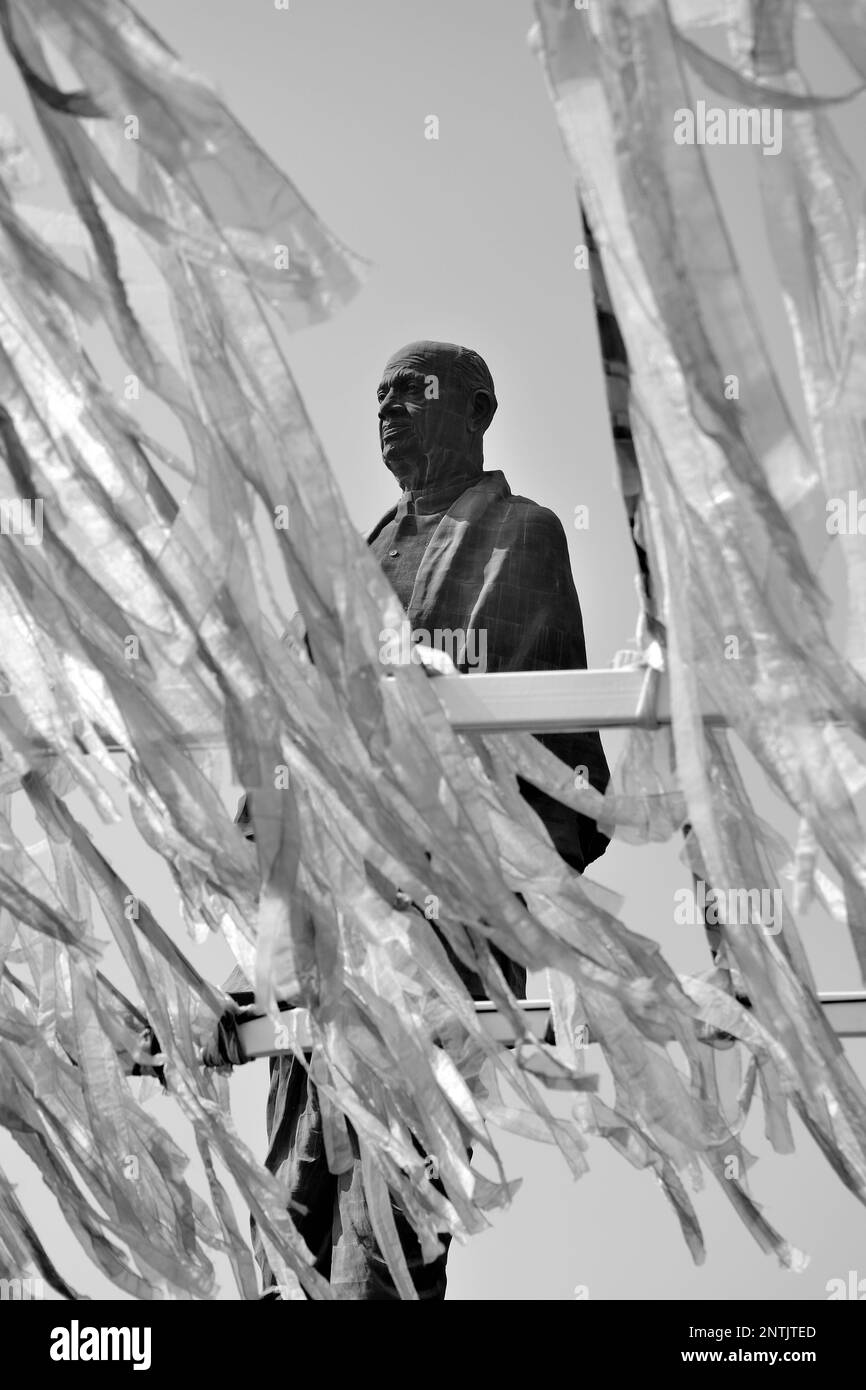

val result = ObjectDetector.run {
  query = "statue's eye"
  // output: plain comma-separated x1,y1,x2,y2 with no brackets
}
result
378,375,417,401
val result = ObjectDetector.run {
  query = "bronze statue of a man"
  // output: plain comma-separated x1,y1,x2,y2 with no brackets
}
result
369,341,609,874
222,341,610,1299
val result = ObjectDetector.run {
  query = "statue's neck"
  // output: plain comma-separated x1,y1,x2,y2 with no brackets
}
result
403,472,480,515
396,447,482,506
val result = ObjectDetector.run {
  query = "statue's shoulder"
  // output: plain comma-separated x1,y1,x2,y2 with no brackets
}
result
496,489,568,540
476,472,564,534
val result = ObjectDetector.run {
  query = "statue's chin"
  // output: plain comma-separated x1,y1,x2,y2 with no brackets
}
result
384,453,424,489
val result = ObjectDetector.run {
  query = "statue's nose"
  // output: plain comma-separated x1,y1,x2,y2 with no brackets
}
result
378,389,403,420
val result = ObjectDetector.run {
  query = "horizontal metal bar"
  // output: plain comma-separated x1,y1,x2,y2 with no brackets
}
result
101,668,705,752
819,991,866,1038
236,1000,552,1058
235,991,866,1060
430,667,685,733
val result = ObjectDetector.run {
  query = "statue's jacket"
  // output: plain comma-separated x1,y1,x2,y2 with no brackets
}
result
367,468,611,875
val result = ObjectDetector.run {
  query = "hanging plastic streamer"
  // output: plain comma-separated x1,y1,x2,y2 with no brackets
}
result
0,0,864,1301
532,0,866,1263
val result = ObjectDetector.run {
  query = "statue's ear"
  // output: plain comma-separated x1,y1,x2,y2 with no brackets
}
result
469,387,496,434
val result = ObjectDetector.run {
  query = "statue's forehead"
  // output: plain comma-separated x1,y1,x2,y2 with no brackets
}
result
380,340,463,381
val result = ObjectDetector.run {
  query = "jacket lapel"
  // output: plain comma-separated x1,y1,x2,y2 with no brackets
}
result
404,470,510,624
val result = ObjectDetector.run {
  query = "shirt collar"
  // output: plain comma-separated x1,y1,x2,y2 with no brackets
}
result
396,471,482,518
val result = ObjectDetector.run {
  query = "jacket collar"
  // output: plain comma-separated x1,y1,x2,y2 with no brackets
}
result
366,469,511,543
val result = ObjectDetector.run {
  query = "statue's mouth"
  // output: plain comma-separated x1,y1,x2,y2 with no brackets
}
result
381,422,414,447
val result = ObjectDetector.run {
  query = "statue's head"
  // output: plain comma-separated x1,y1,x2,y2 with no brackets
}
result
376,340,497,491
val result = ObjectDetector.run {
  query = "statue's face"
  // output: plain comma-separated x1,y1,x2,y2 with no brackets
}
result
376,346,483,487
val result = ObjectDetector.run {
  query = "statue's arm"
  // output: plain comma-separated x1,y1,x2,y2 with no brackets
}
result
505,506,612,869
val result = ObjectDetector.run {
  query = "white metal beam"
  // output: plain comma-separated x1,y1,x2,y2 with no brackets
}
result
430,667,682,734
104,667,712,752
235,992,866,1059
